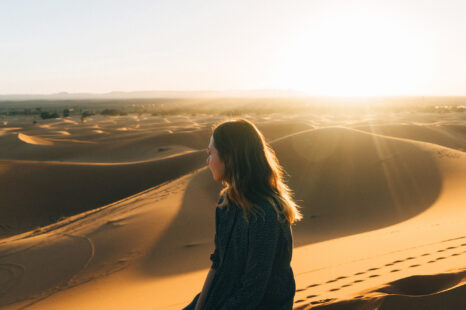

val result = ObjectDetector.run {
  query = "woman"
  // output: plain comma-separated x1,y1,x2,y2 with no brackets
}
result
183,118,302,310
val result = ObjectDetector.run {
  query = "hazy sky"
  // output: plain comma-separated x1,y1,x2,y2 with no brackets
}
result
1,0,465,95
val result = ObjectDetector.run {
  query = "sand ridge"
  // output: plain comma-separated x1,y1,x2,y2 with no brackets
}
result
17,133,54,146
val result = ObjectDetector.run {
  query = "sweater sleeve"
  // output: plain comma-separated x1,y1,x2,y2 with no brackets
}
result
209,236,220,269
219,209,280,310
210,207,221,270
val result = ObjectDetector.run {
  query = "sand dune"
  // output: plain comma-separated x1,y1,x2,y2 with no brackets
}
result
290,138,466,309
255,120,313,141
0,113,465,309
18,132,97,145
18,133,54,145
0,127,22,132
0,150,207,237
303,270,466,309
1,130,207,162
353,124,466,151
63,119,79,125
273,127,443,243
0,127,22,136
0,117,313,163
53,130,71,136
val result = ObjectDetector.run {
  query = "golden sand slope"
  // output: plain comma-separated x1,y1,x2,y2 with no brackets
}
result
273,127,443,243
0,151,207,237
1,125,465,310
290,134,466,309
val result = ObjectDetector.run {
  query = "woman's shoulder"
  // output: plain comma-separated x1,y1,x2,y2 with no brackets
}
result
248,197,285,224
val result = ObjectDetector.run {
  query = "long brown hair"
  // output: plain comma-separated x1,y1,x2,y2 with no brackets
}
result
212,118,302,224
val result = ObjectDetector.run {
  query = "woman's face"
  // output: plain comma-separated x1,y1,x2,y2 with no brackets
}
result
207,136,225,182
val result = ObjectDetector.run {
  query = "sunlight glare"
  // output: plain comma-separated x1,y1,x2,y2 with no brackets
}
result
273,10,435,97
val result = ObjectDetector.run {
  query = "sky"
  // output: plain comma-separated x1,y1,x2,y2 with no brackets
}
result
1,0,465,96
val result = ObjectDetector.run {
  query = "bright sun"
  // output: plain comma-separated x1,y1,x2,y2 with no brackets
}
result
271,10,434,97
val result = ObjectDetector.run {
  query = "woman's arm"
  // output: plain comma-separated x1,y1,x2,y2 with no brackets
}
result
194,267,216,310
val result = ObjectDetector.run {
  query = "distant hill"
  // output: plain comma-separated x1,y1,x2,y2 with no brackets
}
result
0,90,309,101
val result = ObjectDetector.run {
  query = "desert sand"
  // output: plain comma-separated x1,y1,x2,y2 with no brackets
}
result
0,109,465,309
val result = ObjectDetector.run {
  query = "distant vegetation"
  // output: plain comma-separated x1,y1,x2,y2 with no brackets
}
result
100,109,127,116
0,97,465,118
40,111,59,119
80,110,94,122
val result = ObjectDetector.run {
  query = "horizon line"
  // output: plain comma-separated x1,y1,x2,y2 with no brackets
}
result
1,89,466,98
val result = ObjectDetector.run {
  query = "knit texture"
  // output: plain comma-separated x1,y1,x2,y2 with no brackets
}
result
184,197,296,310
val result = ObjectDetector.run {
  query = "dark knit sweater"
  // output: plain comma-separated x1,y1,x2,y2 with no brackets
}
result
183,197,296,310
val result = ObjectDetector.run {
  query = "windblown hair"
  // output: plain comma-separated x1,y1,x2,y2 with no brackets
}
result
212,118,302,224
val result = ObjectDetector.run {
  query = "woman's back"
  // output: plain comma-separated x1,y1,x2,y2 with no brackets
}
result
202,198,295,310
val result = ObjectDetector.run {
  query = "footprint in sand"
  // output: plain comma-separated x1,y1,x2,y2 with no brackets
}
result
441,236,466,244
297,283,320,292
295,238,466,307
310,298,335,305
326,276,347,283
311,298,334,305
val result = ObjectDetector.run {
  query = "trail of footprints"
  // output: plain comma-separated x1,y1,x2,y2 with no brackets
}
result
294,239,466,306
